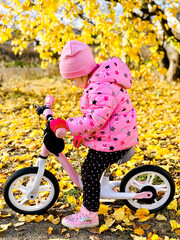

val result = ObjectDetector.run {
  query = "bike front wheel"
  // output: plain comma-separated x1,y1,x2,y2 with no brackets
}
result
120,165,175,213
3,167,60,215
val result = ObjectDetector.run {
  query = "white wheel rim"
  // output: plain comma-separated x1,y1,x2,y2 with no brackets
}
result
8,173,55,212
125,171,171,211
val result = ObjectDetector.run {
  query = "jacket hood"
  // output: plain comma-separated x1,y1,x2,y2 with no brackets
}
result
89,57,132,89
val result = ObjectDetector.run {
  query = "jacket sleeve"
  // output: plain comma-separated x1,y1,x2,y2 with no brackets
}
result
66,83,117,136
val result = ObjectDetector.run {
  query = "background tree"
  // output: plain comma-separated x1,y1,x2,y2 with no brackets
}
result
0,0,179,81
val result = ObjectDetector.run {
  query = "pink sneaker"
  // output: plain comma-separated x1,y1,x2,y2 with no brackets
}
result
61,205,99,229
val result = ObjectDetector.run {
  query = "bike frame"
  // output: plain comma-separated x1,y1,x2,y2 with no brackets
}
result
29,143,153,201
27,95,152,201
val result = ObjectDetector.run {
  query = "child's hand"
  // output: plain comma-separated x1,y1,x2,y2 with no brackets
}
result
55,128,67,138
73,135,83,148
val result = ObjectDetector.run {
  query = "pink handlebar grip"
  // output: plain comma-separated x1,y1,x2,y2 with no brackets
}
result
45,95,55,108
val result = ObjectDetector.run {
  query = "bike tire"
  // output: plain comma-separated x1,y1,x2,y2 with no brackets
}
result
120,165,175,213
3,167,60,215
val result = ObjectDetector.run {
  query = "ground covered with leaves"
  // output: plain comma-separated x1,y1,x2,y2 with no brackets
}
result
0,71,180,240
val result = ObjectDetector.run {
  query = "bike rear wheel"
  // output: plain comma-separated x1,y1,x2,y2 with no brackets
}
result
120,165,175,212
3,167,59,215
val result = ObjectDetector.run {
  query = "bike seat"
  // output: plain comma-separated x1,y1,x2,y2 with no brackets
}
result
120,147,134,164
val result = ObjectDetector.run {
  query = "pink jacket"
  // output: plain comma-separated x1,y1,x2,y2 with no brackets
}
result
66,57,139,152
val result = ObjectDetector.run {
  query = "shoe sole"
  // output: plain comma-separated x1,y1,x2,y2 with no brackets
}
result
61,219,99,229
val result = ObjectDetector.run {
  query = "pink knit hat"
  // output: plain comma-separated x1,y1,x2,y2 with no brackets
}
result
60,40,96,79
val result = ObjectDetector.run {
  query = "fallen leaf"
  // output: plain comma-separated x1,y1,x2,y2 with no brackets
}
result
0,212,11,218
47,227,53,234
45,214,54,222
0,223,12,232
87,227,99,234
131,234,147,240
115,224,124,231
156,214,167,221
141,224,151,230
151,234,160,240
0,173,6,179
99,224,108,234
138,214,154,222
60,228,67,234
113,208,125,221
18,216,27,222
105,218,115,228
98,204,109,215
129,213,137,221
170,220,180,231
25,215,37,222
34,215,44,222
167,199,177,211
134,228,145,236
110,228,117,232
175,228,180,236
14,222,25,227
52,217,60,225
89,236,100,240
135,208,150,218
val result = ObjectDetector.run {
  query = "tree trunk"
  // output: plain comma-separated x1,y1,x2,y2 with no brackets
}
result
163,41,180,82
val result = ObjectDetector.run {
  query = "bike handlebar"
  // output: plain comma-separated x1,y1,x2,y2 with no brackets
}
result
36,96,67,138
45,95,54,108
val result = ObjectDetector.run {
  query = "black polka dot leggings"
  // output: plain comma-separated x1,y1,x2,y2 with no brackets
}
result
81,148,130,212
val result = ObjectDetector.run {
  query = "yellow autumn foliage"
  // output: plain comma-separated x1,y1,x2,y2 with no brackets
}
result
0,0,180,80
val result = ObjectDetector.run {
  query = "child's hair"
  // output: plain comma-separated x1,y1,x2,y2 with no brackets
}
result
60,40,97,79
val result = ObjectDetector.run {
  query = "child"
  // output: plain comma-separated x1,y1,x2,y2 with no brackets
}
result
50,40,139,229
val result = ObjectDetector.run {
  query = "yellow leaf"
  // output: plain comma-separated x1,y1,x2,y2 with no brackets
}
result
0,173,6,179
98,204,109,215
134,228,145,236
45,214,54,222
0,223,12,232
115,169,123,176
52,217,60,225
13,222,25,227
25,215,37,222
67,195,76,204
59,182,74,192
141,224,151,230
0,213,11,218
110,228,117,232
156,214,167,221
105,218,115,227
115,224,124,231
123,215,132,224
18,216,27,222
175,228,180,236
151,234,160,240
99,224,108,234
34,215,44,222
131,234,147,240
0,179,6,183
167,199,177,211
135,208,149,218
113,208,125,221
170,220,180,231
138,213,154,222
129,213,137,221
47,227,53,234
